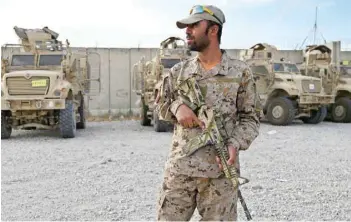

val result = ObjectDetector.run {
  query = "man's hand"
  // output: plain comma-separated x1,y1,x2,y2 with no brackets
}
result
175,104,204,129
215,145,237,171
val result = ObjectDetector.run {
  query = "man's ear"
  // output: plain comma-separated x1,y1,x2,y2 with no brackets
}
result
211,25,219,35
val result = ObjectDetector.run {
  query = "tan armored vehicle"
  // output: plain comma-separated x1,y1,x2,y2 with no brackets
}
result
240,43,334,125
1,26,100,139
299,43,351,123
132,36,191,132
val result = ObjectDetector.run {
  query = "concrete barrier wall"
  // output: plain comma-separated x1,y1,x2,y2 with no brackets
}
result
2,46,351,117
341,51,351,61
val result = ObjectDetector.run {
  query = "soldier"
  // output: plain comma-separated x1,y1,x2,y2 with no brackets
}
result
156,5,260,221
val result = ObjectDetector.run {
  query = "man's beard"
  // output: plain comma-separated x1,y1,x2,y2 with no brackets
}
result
187,34,210,52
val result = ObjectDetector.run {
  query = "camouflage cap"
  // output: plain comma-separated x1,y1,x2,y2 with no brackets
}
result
176,5,226,29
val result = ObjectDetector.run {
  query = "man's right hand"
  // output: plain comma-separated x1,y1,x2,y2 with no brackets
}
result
175,104,204,129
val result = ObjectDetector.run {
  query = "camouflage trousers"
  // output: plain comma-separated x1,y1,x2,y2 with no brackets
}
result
156,169,238,221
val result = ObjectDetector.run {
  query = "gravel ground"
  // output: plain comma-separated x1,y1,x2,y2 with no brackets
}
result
1,119,351,221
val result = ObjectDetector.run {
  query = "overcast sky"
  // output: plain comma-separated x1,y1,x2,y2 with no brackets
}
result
0,0,350,50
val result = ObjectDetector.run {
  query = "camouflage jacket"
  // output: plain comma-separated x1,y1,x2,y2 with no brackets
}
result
158,50,260,178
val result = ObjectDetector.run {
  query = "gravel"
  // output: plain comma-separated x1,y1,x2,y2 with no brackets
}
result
1,120,351,221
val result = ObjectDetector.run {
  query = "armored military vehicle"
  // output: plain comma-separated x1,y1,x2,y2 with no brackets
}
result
132,37,191,132
240,43,334,126
299,43,351,123
1,26,100,139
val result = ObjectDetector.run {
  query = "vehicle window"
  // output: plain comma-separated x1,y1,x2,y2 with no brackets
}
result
273,63,284,72
251,65,269,75
254,51,265,58
39,55,63,66
273,63,299,73
11,55,35,66
161,59,180,69
285,64,299,73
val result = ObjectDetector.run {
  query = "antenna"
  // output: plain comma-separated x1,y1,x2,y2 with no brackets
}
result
296,6,327,50
313,6,317,44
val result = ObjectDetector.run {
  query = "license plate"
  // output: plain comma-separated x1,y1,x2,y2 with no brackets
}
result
32,79,47,87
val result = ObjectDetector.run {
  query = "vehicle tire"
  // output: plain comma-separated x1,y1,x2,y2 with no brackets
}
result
59,100,76,138
153,109,168,132
140,100,151,126
300,106,327,124
76,96,86,129
266,97,295,126
330,97,351,123
323,104,333,122
1,111,12,139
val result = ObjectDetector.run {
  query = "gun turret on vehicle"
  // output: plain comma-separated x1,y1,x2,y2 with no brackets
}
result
132,36,191,132
1,26,101,139
240,43,334,125
12,26,65,53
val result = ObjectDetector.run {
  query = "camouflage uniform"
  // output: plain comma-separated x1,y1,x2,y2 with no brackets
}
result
156,50,260,221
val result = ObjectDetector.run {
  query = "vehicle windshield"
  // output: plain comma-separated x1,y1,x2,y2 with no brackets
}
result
340,66,351,78
251,65,269,75
273,63,300,73
39,54,64,66
11,55,35,66
161,58,180,69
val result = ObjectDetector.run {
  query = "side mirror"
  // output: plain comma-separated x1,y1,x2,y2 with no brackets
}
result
61,59,69,73
319,68,327,78
1,58,9,74
158,65,164,78
269,72,274,81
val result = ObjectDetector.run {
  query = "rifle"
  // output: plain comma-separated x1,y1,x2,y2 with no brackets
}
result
176,76,253,220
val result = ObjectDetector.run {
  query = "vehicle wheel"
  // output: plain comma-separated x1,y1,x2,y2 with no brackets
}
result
1,111,12,139
140,100,151,126
153,109,168,132
266,97,295,125
59,100,76,138
330,97,351,123
300,106,327,124
76,96,86,129
323,104,333,122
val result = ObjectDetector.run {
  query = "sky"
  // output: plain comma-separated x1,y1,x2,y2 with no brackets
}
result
0,0,350,50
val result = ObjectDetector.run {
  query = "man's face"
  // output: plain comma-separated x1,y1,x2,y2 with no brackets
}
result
185,20,211,52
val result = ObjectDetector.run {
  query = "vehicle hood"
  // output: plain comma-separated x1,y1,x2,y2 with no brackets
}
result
292,74,320,81
339,77,351,85
275,73,320,81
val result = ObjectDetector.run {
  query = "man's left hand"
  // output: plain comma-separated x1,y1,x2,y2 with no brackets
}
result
215,145,237,171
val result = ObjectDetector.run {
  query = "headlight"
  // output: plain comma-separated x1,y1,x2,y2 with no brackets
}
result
54,90,61,96
54,88,68,96
48,101,54,108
